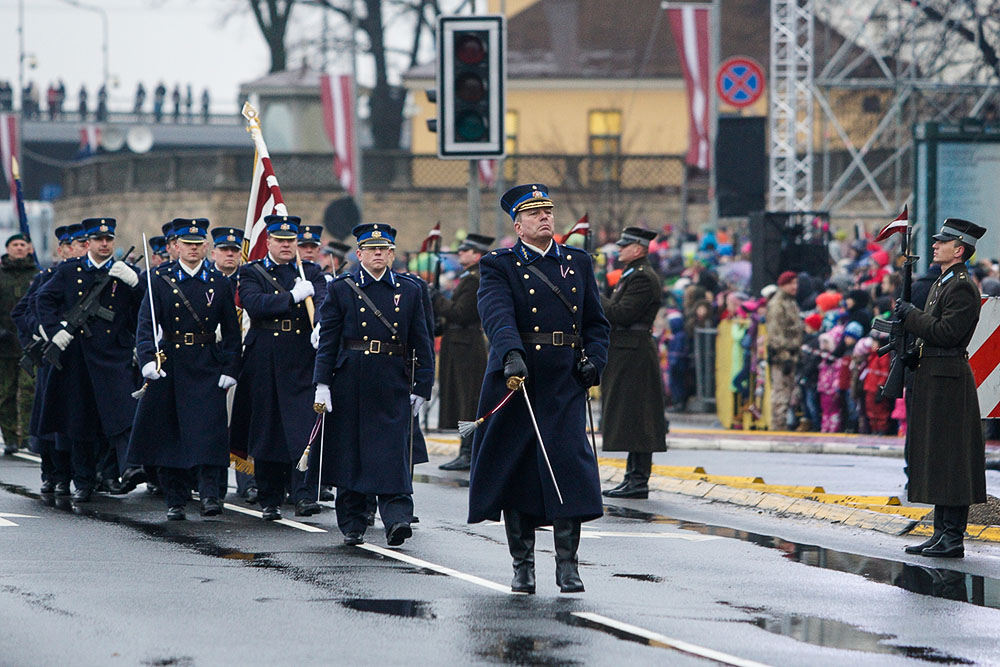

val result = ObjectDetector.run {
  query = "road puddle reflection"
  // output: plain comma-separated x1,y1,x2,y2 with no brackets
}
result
340,598,435,619
603,504,1000,610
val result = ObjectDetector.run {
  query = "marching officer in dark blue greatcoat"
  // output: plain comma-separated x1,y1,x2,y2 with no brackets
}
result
35,217,144,503
469,184,609,594
11,224,85,506
230,214,326,521
125,219,241,520
161,220,180,266
312,223,434,547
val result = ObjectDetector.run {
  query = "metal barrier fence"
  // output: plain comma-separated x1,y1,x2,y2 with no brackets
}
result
691,327,717,412
63,150,706,198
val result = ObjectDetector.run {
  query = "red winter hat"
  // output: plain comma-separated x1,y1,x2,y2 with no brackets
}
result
777,270,798,286
815,290,843,312
804,312,823,331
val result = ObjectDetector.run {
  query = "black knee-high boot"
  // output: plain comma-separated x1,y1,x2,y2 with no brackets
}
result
922,505,967,558
553,518,584,593
905,506,946,554
503,509,535,593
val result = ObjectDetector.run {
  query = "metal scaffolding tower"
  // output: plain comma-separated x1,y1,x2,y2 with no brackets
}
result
768,0,814,212
769,0,1000,219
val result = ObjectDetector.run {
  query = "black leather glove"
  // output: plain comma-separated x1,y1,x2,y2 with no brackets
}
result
894,299,916,322
575,358,599,387
503,350,528,381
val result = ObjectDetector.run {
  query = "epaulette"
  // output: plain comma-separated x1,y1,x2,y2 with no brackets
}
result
396,271,427,287
332,272,352,282
488,247,515,258
560,243,587,254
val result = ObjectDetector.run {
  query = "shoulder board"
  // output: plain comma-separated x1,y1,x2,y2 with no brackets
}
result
396,272,426,287
560,243,587,254
63,257,83,267
487,247,515,258
332,273,352,282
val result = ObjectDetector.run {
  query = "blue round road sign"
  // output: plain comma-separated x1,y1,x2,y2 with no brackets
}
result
716,57,765,108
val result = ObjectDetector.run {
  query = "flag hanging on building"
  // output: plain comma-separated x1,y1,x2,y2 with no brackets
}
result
555,214,589,244
242,120,288,264
478,159,497,188
874,205,908,242
78,125,101,157
667,6,711,171
320,73,357,197
0,113,20,215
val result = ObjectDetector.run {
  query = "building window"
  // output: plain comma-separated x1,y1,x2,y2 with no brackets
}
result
588,109,622,181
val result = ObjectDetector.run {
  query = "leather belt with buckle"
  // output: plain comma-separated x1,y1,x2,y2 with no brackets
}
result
251,318,307,332
520,331,581,347
165,332,216,345
343,338,404,355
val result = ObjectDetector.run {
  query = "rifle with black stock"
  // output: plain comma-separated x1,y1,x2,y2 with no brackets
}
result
872,227,916,401
41,245,136,370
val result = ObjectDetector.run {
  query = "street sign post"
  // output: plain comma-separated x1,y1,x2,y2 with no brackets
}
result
716,56,765,109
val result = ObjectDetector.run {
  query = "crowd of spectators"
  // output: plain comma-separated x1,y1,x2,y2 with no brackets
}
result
1,81,212,123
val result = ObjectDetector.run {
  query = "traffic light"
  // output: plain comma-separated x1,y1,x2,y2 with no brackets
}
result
436,15,505,159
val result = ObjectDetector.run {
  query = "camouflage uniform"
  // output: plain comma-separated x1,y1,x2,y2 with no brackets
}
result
765,289,803,430
0,253,38,451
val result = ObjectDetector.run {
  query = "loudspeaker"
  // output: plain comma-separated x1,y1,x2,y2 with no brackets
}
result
323,197,361,240
716,117,766,217
750,211,831,294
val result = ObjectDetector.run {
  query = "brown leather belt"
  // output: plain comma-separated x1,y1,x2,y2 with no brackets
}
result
520,331,581,347
251,318,309,332
343,338,404,355
164,332,215,345
920,346,968,359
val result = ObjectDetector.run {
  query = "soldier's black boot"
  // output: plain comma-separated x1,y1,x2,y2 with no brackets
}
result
921,505,967,558
504,509,535,593
40,480,56,507
905,506,945,554
53,482,72,510
603,453,650,499
553,518,584,593
439,434,472,471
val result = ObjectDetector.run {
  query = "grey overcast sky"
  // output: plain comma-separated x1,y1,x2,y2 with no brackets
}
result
0,0,459,115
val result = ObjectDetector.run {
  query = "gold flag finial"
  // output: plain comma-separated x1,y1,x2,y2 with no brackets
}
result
241,101,259,127
11,156,20,181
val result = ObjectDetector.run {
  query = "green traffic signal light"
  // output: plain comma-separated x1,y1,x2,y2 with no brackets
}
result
455,110,487,141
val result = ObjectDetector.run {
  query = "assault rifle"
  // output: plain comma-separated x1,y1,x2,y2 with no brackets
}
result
41,246,136,371
872,229,916,401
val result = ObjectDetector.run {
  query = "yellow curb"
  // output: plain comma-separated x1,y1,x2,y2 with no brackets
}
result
729,483,825,494
809,504,860,523
909,524,935,537
794,493,901,506
974,526,1000,541
845,505,931,520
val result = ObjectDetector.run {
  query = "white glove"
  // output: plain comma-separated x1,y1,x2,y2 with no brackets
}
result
51,329,73,351
218,374,237,389
310,323,321,350
37,324,48,341
291,277,314,303
314,383,332,413
141,360,166,381
108,261,139,287
410,394,425,417
155,324,163,347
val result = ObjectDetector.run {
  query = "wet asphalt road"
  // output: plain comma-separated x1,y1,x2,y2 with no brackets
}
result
2,451,1000,666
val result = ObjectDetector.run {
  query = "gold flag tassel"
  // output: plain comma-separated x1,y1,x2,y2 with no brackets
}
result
297,413,325,472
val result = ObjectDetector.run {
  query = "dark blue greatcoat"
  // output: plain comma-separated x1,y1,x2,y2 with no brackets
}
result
126,261,241,469
313,266,434,495
35,255,143,440
230,256,325,464
398,271,433,466
12,265,57,446
468,242,609,524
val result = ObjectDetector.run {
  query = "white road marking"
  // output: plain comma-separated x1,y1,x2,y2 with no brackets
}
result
12,452,41,464
572,612,773,667
0,512,39,527
357,543,518,595
222,503,327,533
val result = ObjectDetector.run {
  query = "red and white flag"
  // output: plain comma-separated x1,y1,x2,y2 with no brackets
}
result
874,206,908,242
242,126,288,264
667,6,711,171
79,125,101,156
478,159,496,188
0,113,19,215
420,222,441,253
555,214,590,244
320,73,357,197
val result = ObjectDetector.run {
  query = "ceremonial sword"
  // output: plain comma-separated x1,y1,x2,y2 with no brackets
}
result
132,233,165,400
517,378,565,505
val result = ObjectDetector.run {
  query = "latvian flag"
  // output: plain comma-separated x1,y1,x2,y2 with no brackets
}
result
242,128,288,263
420,222,441,253
555,214,590,244
874,206,908,242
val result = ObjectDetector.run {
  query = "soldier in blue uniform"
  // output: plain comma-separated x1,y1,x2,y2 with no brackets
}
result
230,215,325,521
210,226,254,503
312,223,434,546
161,221,180,265
297,225,324,264
469,184,610,594
11,224,85,506
148,235,168,269
35,217,143,503
126,219,241,520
